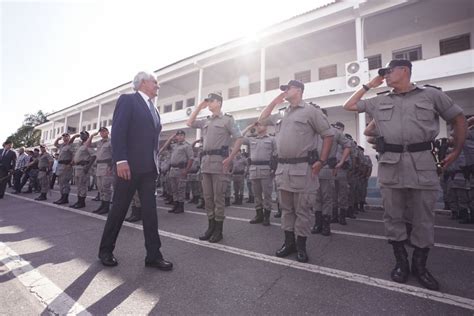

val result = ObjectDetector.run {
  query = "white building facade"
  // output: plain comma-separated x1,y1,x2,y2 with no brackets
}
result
36,0,474,175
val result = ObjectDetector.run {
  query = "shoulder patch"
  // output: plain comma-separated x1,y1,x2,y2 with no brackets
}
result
423,84,442,90
224,113,233,117
376,90,390,95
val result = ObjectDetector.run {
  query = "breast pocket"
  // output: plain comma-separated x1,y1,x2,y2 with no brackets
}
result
378,104,394,121
415,102,435,121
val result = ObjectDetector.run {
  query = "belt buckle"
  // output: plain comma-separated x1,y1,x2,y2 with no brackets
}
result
403,144,409,152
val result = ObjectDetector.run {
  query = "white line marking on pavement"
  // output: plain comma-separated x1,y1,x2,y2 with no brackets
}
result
180,209,474,253
0,241,90,315
352,218,474,233
5,193,474,311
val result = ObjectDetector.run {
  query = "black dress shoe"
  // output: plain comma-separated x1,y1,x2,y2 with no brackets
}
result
145,258,173,271
99,254,118,267
125,215,141,222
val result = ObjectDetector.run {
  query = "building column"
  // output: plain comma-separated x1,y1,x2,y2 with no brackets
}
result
52,120,56,139
355,13,366,147
195,66,204,140
97,103,102,128
260,47,266,103
78,111,83,132
64,116,68,134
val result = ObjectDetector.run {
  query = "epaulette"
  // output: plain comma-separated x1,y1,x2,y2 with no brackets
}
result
224,113,233,117
309,101,320,108
278,106,287,112
376,90,390,95
423,84,442,90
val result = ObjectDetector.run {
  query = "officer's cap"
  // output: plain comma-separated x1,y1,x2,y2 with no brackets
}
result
80,131,89,137
99,127,109,132
62,133,70,137
176,130,185,135
345,133,353,140
334,121,345,129
205,92,223,103
280,80,305,92
378,59,412,76
39,144,46,148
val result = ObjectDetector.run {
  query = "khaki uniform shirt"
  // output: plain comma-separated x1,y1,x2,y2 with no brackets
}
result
243,135,276,180
190,113,242,174
56,142,74,173
263,101,334,193
73,143,94,173
91,138,113,176
357,85,463,189
318,128,351,180
38,152,53,169
170,141,193,166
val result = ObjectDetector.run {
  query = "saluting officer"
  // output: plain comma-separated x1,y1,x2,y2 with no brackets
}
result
86,127,113,214
187,92,243,243
34,145,54,201
258,80,334,263
344,59,466,291
160,130,193,214
242,122,277,226
71,131,96,209
53,133,75,205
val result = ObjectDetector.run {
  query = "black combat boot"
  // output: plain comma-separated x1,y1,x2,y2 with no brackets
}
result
321,215,331,236
347,206,356,219
338,208,347,225
209,220,223,243
311,211,322,234
185,191,190,201
225,197,230,207
53,194,69,205
274,202,282,218
199,218,216,241
70,196,86,209
459,208,473,224
125,206,141,222
35,193,47,201
330,208,339,223
165,196,175,205
92,192,100,201
359,202,365,212
235,195,243,205
247,195,255,203
232,195,239,205
196,198,205,209
190,195,199,204
412,247,439,291
174,202,185,214
95,201,110,215
262,209,271,226
168,201,179,213
296,236,309,263
390,241,410,284
249,208,264,224
353,203,360,214
275,231,296,257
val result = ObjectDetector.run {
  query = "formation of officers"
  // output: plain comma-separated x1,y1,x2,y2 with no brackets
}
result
1,59,467,293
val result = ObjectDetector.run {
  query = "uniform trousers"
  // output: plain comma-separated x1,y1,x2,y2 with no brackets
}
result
202,173,230,221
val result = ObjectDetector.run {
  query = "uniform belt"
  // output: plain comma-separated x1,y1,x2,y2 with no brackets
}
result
249,160,270,166
232,171,245,175
58,160,72,164
384,141,432,153
277,157,309,164
202,149,224,156
97,159,112,164
76,161,89,166
39,167,48,172
171,162,187,168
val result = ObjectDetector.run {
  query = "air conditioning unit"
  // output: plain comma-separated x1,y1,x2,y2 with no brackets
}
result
345,59,369,90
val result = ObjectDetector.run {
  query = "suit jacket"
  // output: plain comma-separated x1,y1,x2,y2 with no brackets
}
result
111,92,162,174
0,149,16,172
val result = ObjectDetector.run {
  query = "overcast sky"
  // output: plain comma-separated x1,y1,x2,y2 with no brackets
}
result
0,0,329,143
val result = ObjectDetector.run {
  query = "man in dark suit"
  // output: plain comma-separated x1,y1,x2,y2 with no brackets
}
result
0,140,17,199
98,71,173,271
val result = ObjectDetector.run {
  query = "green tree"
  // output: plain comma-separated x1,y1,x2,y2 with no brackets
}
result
7,110,48,148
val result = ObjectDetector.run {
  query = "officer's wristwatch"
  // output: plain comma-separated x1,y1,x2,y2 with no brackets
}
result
362,84,371,91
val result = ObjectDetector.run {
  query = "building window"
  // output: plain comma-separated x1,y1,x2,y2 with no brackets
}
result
101,120,107,127
294,70,311,83
93,123,97,130
228,86,240,99
265,77,280,91
367,54,382,70
392,45,422,61
249,82,260,94
86,124,91,130
82,126,86,131
319,64,337,80
108,119,112,126
440,33,470,55
175,100,184,110
61,126,64,133
164,104,172,113
186,98,195,107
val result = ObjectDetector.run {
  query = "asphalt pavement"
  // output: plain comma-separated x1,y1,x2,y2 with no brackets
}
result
0,186,473,315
